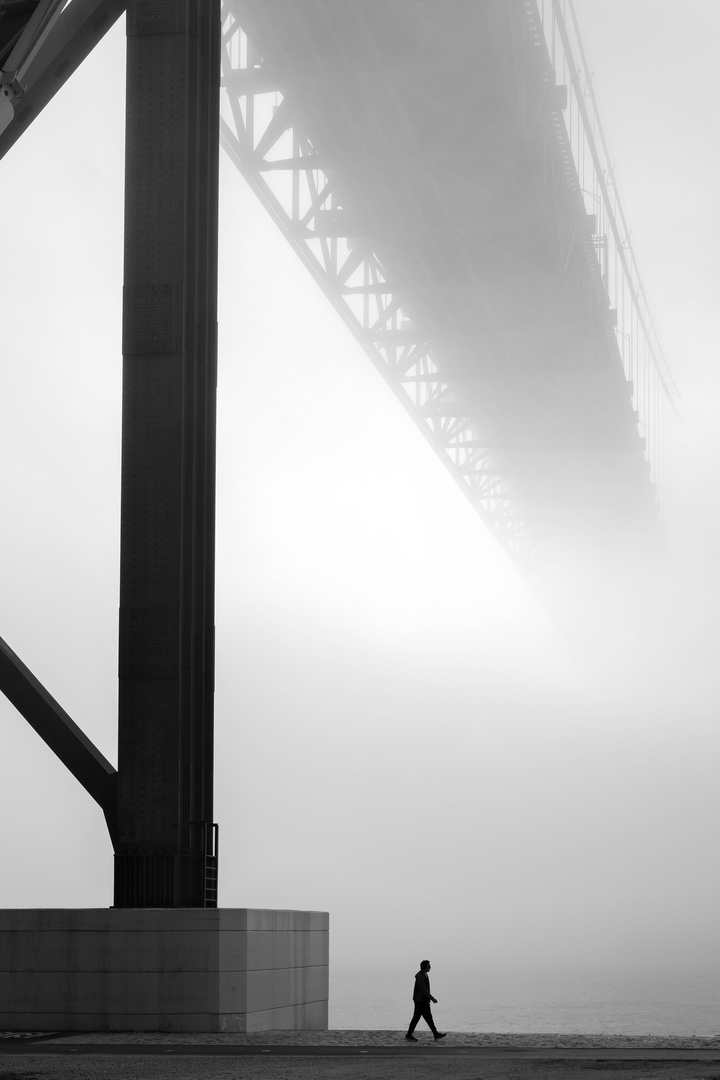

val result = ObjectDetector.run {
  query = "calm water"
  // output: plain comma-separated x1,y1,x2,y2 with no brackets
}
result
329,970,720,1035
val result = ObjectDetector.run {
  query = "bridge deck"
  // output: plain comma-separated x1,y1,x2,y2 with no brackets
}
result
224,0,655,565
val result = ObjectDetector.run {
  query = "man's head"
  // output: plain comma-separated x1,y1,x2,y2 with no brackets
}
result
420,960,431,971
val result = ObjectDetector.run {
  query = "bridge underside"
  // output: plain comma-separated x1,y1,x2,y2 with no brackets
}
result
223,0,657,570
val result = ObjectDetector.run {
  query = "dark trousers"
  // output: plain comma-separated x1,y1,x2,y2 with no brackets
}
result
407,1000,437,1035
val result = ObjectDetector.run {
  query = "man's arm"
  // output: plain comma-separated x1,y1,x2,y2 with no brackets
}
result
415,972,437,1003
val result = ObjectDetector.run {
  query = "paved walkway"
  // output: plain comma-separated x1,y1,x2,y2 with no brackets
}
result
2,1031,720,1080
3,1030,720,1049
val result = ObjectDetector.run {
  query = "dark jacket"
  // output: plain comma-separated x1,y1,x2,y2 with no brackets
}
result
413,970,432,1003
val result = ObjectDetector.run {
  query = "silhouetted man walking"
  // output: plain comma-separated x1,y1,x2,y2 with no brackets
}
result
405,960,446,1041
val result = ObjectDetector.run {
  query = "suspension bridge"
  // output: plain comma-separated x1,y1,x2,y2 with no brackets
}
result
0,0,679,1030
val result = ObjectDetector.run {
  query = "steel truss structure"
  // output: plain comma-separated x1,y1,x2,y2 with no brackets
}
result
0,0,680,908
220,2,534,569
219,0,678,574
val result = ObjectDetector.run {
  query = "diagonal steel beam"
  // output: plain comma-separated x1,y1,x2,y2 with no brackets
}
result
0,0,125,160
0,634,117,839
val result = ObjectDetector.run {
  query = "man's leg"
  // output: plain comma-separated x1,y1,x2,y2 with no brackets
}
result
406,1003,423,1036
420,1003,438,1035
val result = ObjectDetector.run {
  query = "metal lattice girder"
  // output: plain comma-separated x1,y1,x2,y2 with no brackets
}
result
219,2,537,571
218,0,662,574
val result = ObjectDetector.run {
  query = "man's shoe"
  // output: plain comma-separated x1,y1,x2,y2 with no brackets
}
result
434,1033,447,1040
405,1034,418,1042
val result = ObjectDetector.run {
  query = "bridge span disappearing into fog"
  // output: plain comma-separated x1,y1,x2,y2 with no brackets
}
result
219,0,678,572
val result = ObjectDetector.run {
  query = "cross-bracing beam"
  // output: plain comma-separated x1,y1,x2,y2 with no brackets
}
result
0,0,125,157
0,634,117,840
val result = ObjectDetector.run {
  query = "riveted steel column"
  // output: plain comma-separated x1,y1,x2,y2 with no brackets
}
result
115,0,220,906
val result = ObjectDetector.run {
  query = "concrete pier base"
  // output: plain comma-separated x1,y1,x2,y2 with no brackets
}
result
0,908,329,1032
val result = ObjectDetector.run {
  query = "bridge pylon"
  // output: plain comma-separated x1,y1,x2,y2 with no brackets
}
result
0,0,328,1032
113,0,220,909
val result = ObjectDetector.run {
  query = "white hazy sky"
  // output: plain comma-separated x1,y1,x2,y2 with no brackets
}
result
1,1,719,978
